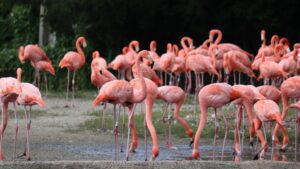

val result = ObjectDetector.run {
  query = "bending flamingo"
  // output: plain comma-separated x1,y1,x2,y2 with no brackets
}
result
253,100,289,160
190,83,248,160
59,36,87,107
16,68,45,160
0,76,22,160
156,86,194,147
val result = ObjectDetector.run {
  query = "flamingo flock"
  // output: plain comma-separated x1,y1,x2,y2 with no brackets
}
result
0,29,300,162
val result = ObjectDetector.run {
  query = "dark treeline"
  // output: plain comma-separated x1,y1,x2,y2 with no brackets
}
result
0,0,299,90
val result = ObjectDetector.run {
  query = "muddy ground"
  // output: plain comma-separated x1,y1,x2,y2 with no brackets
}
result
0,97,299,168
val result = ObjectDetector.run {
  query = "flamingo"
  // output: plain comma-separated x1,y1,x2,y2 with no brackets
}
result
92,50,150,161
91,51,107,72
273,76,300,149
16,68,45,160
189,83,249,160
256,31,279,59
279,45,299,76
108,47,131,79
288,101,300,161
156,86,194,148
18,44,53,89
223,50,256,84
257,85,281,104
231,85,265,161
0,76,22,160
59,36,87,107
30,60,55,97
252,99,289,160
123,40,140,80
160,43,176,85
256,44,288,85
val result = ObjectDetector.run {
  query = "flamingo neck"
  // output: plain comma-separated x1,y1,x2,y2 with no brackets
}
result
150,41,156,52
133,52,147,102
209,45,217,68
270,35,279,48
210,30,222,45
181,38,189,53
76,39,85,67
18,46,25,63
17,69,22,82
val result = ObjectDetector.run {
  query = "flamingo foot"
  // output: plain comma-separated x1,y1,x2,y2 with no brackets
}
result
279,144,288,152
25,156,31,161
17,151,26,158
64,104,70,108
149,155,156,161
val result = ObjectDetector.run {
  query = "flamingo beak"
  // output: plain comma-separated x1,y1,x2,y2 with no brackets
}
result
83,41,87,48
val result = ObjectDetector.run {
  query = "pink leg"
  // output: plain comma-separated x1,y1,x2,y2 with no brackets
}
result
65,69,70,107
126,104,136,161
44,74,48,98
12,102,18,161
71,71,76,107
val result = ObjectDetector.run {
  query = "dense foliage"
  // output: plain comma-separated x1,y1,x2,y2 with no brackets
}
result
0,0,299,90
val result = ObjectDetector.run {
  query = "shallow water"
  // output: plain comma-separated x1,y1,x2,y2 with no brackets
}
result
40,141,299,162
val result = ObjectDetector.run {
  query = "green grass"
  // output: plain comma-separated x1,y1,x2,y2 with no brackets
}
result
8,109,47,119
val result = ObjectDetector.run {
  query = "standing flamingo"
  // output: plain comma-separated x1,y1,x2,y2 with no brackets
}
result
59,36,87,107
253,100,289,160
92,50,150,161
108,47,131,79
0,76,22,160
189,83,248,160
273,76,300,148
16,68,45,160
156,86,194,147
279,45,299,76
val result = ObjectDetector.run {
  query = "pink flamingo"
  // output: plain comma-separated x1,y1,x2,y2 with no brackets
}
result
30,60,55,97
223,50,256,84
273,76,300,149
257,85,281,104
92,50,149,161
156,86,194,148
18,44,54,88
160,43,176,85
16,68,45,160
256,30,279,59
279,45,299,76
253,99,289,160
189,83,248,160
109,46,130,79
91,51,107,71
257,45,288,85
59,36,87,107
0,76,22,160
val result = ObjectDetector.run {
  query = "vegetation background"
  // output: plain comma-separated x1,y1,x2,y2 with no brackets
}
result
0,0,299,91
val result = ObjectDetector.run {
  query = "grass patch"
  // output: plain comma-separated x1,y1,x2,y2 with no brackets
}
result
8,109,47,119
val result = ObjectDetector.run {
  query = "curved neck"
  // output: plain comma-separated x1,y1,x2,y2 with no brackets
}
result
76,39,85,66
208,45,217,68
173,45,179,55
167,43,173,53
180,38,189,53
210,30,222,45
270,35,279,48
132,51,147,102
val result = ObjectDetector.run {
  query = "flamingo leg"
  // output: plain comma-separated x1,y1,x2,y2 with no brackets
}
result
211,74,215,84
295,111,299,161
125,104,136,161
113,105,119,161
213,109,219,160
233,105,242,162
233,71,236,85
144,116,148,161
13,102,18,161
120,106,125,153
253,118,267,160
100,103,107,130
221,108,229,161
71,71,76,107
25,107,32,161
241,107,245,154
65,69,70,107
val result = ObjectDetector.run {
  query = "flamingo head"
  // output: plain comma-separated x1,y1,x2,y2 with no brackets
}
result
92,51,100,59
